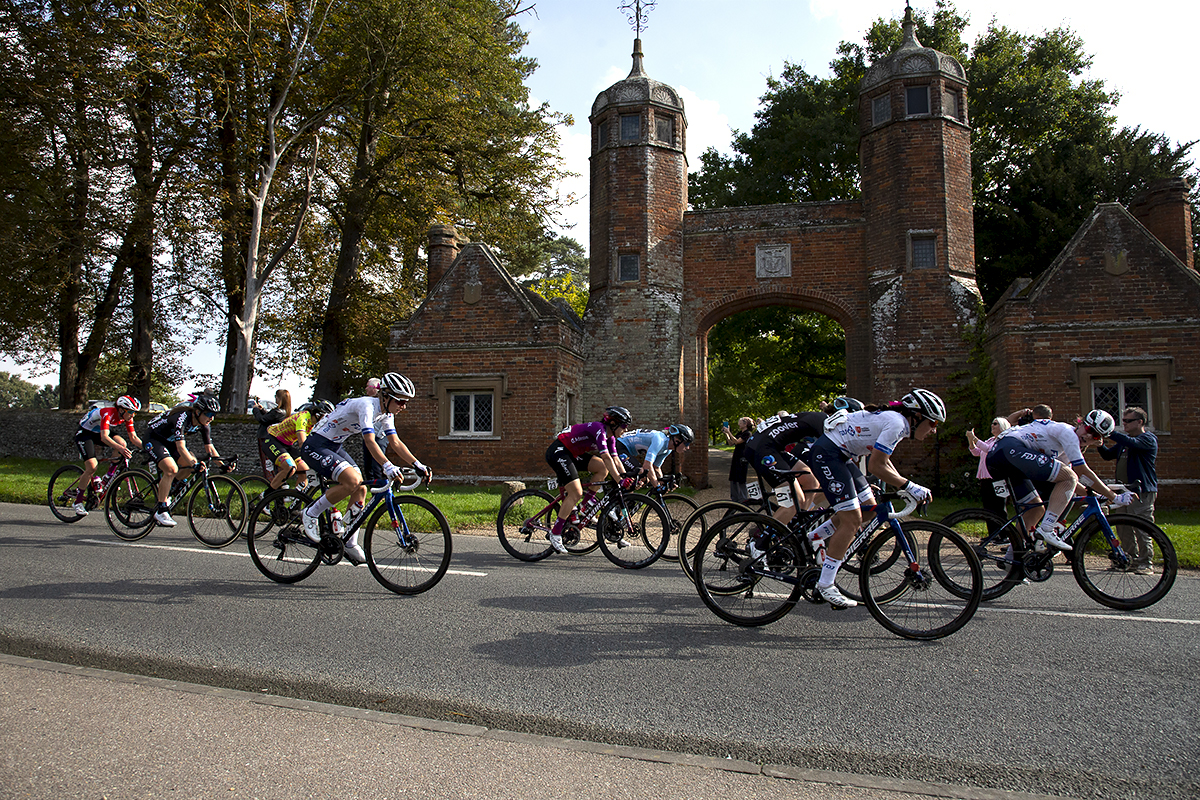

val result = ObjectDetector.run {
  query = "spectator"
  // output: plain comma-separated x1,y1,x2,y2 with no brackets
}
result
252,389,290,479
722,417,755,503
966,417,1011,519
1099,406,1158,574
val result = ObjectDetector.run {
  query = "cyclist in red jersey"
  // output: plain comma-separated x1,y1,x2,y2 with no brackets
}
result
544,406,634,553
72,395,143,516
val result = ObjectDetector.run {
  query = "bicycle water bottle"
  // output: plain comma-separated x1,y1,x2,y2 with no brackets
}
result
330,509,345,536
91,476,103,493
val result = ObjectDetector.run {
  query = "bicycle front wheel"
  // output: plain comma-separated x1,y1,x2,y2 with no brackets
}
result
103,468,157,540
1072,515,1177,610
364,495,452,595
692,513,803,627
676,501,754,581
497,489,556,562
187,474,248,548
47,464,86,522
247,489,320,583
238,475,273,517
940,508,1023,601
598,493,669,569
651,493,698,561
860,520,982,641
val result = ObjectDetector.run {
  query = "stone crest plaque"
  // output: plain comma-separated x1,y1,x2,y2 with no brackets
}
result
756,244,792,279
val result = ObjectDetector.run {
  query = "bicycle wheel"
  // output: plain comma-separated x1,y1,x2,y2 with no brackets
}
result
47,464,86,522
238,475,273,516
836,518,907,603
103,468,157,540
497,488,556,562
247,489,321,583
652,494,698,561
1072,515,1177,610
187,474,248,548
860,520,982,641
940,508,1024,601
692,513,804,626
676,501,754,581
364,495,452,595
597,493,669,569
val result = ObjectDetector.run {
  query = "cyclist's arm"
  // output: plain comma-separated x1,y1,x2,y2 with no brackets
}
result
641,457,659,486
381,432,422,473
1072,459,1119,503
599,451,624,481
866,448,907,488
98,424,132,459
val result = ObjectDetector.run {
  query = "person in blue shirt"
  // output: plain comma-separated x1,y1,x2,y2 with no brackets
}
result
616,424,694,489
1099,406,1159,574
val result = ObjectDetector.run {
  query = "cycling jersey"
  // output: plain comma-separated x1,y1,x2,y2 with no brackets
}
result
617,429,671,468
556,421,618,459
308,396,395,445
821,409,909,457
748,412,826,451
268,411,316,447
146,406,212,446
78,405,135,438
998,419,1085,466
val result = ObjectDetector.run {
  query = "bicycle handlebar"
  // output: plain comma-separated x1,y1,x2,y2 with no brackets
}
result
369,468,423,494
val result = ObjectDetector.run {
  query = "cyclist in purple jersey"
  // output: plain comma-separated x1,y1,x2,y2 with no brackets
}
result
544,406,634,553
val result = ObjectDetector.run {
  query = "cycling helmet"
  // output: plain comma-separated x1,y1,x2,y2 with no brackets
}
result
311,399,335,418
832,396,863,413
116,395,141,412
1084,409,1116,437
379,372,415,400
192,393,220,415
603,406,633,428
901,388,946,423
667,424,694,444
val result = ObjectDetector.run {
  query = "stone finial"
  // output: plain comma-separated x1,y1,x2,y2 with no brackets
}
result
629,38,646,78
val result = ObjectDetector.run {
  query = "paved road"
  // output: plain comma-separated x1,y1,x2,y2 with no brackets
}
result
1,500,1197,799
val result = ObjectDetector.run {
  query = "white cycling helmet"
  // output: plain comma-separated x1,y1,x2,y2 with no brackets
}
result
901,388,946,423
116,395,141,412
379,372,415,400
1084,409,1116,437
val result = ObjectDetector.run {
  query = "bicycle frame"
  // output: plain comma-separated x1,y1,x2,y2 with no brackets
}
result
988,488,1131,567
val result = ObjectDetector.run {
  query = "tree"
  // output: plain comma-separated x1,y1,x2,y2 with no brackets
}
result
0,372,41,408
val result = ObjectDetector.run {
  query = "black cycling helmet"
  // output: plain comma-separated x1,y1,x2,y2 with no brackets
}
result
667,423,694,444
832,396,863,413
192,394,220,415
603,406,633,428
311,399,335,418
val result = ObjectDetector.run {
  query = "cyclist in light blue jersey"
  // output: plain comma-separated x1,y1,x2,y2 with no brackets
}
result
617,424,694,489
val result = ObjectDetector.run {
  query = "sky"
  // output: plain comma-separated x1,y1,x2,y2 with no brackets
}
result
5,0,1196,403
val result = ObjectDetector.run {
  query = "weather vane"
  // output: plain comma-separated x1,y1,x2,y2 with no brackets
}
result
619,0,656,39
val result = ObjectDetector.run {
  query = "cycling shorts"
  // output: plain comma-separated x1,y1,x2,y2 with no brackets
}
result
744,441,807,488
985,440,1063,502
264,435,301,471
300,433,358,482
545,440,594,486
144,437,186,466
73,428,102,460
804,439,873,513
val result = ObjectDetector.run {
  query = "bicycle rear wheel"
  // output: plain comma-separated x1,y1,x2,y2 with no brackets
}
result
598,493,669,569
103,468,157,540
247,489,320,583
364,495,452,595
47,464,86,522
238,475,272,517
939,508,1024,601
676,501,753,581
497,488,556,562
188,474,248,548
860,520,982,640
692,513,804,626
1072,516,1177,610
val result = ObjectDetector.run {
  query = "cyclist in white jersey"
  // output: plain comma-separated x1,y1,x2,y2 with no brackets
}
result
986,410,1134,550
297,372,431,564
797,389,945,609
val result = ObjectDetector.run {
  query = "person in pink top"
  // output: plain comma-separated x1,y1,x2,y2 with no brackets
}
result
966,416,1011,519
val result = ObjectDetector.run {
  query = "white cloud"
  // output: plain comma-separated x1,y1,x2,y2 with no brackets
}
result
678,86,734,162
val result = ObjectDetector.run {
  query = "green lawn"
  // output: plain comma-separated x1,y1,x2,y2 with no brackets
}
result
6,455,1198,568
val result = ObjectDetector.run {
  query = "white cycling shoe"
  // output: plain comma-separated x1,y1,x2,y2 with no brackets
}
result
300,510,321,543
343,542,367,565
816,583,858,609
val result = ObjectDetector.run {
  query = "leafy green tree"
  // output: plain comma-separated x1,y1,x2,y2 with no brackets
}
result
0,372,40,408
706,308,845,427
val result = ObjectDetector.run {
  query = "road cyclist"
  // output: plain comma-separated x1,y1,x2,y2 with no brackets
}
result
543,406,636,555
296,372,431,565
64,395,143,518
142,392,224,528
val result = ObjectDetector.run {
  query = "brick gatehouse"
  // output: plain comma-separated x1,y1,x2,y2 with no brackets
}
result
389,10,1198,507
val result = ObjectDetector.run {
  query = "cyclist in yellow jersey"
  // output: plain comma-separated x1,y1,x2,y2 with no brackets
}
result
263,400,334,490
